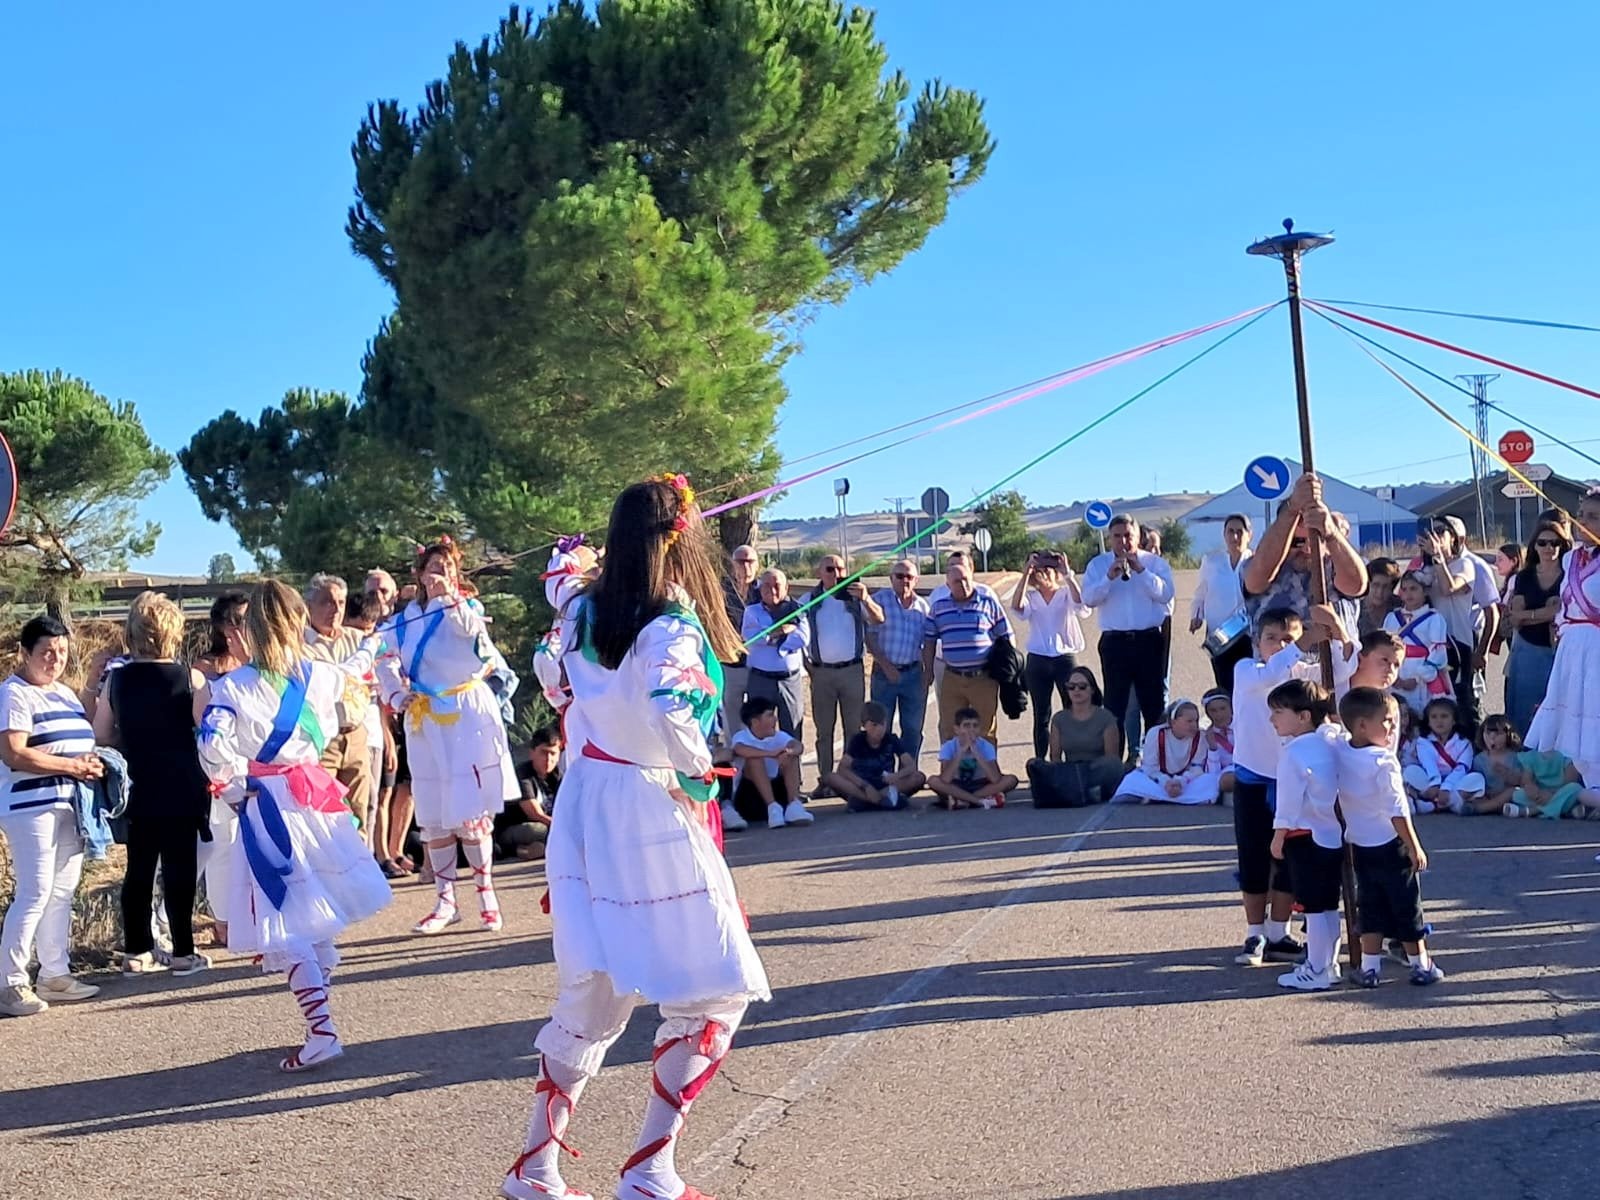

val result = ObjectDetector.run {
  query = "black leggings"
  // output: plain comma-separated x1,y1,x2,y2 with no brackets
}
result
1024,653,1076,758
122,819,200,957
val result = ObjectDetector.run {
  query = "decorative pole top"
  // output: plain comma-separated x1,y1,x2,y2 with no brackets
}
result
1246,218,1334,260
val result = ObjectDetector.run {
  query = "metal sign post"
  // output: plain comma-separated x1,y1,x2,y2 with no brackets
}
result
921,486,950,573
972,525,993,571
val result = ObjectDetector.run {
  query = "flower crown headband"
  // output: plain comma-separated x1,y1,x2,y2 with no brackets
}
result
656,473,696,548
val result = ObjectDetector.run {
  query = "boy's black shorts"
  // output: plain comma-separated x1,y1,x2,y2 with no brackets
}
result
1283,836,1343,914
733,772,789,824
1233,778,1290,895
1354,838,1427,942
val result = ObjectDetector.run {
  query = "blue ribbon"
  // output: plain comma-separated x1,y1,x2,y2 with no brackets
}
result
240,780,294,911
407,606,450,701
258,669,308,765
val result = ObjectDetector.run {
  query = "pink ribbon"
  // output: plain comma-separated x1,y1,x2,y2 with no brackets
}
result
247,761,349,816
700,304,1273,519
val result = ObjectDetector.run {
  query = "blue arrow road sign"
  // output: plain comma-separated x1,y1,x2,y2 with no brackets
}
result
1084,501,1114,530
1243,456,1290,502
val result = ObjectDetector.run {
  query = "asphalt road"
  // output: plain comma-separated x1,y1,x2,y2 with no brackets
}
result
7,576,1591,1200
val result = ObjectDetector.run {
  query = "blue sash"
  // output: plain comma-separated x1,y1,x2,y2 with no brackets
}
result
239,669,310,911
407,606,449,699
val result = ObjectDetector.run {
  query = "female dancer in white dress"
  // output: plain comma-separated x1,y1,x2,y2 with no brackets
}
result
1528,488,1600,789
378,537,518,934
1112,699,1221,805
197,581,392,1071
503,475,769,1200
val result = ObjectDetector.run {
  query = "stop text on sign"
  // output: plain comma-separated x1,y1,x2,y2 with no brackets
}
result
1497,430,1535,464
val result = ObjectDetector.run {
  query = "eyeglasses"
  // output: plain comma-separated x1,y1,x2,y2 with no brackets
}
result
1290,538,1308,549
1535,539,1561,548
1066,682,1090,691
821,565,842,574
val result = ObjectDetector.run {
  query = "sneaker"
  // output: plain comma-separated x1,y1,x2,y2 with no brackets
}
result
783,799,815,825
810,783,838,800
0,984,48,1017
883,785,900,810
1265,936,1306,963
168,954,211,977
720,801,749,832
1412,799,1436,815
1277,962,1335,991
1234,935,1268,966
36,974,100,1002
766,801,786,829
1502,802,1529,818
1358,968,1382,989
977,795,998,810
1410,961,1446,986
122,951,168,975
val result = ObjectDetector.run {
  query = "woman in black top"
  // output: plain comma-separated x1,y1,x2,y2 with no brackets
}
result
92,591,213,975
1505,522,1571,740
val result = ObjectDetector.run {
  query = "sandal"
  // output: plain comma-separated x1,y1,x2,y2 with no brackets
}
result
123,951,167,975
381,859,408,879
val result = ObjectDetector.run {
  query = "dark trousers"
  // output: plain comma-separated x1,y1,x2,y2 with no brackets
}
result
1209,636,1253,694
1099,629,1167,756
1024,652,1077,758
1448,638,1483,736
122,818,199,957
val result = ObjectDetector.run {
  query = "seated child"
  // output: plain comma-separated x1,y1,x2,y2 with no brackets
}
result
825,701,927,811
1384,573,1453,717
1268,680,1347,991
1114,699,1219,805
730,696,815,829
1403,698,1486,814
1509,744,1593,819
928,707,1017,810
1475,714,1531,816
1202,689,1235,800
1335,687,1444,987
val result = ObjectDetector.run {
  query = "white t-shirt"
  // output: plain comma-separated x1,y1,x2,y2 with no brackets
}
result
731,728,794,782
0,677,96,817
1012,585,1088,657
1336,741,1410,847
1424,551,1500,645
1274,724,1346,850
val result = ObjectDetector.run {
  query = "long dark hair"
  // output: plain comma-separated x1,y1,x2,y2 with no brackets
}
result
1519,522,1571,584
583,478,742,670
1067,665,1105,708
206,589,250,658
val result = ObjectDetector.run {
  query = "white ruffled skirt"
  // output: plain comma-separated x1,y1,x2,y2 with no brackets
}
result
404,679,517,832
1528,624,1600,784
545,755,770,1008
218,776,392,973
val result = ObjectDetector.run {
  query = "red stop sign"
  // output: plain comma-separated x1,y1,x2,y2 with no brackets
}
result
1498,430,1535,465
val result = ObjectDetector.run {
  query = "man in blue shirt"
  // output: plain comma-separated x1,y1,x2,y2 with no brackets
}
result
922,556,1011,743
868,558,932,760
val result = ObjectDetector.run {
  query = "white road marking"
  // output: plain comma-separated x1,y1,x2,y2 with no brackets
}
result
694,802,1120,1180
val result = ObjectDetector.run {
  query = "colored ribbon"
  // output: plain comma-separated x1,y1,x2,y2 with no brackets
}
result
405,677,480,735
1309,302,1600,402
1312,298,1600,334
249,761,350,815
701,303,1277,519
240,782,295,912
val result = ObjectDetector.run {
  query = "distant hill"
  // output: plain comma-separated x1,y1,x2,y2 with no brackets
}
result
763,492,1216,555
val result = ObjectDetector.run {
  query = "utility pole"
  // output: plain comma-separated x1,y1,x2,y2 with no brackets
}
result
1456,373,1499,546
885,495,915,549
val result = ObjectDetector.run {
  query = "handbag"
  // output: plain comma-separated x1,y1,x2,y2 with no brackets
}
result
1028,759,1092,809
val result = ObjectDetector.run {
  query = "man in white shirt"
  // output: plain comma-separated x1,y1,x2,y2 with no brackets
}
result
802,556,884,794
1415,514,1500,735
1081,516,1175,758
740,569,809,745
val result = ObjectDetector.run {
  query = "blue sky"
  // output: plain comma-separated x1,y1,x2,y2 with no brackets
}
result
3,1,1597,573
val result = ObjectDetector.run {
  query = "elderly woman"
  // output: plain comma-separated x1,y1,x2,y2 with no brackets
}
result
0,617,104,1017
93,592,213,976
1190,513,1254,691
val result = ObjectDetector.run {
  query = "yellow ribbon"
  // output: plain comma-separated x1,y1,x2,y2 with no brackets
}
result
406,678,480,735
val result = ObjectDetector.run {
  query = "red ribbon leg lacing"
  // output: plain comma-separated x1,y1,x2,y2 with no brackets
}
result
281,962,337,1070
510,1060,583,1178
618,1024,727,1185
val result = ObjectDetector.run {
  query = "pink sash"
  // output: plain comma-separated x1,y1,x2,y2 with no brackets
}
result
1565,549,1600,625
246,761,348,815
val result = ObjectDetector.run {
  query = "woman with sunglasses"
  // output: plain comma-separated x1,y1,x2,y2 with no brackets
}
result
1025,666,1128,807
1505,523,1570,739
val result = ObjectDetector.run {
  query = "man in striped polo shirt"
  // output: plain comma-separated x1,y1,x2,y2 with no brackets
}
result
922,556,1011,743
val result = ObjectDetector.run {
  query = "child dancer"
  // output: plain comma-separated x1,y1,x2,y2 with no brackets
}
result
1405,698,1485,814
1268,680,1346,991
1202,689,1235,800
1113,699,1219,805
1335,687,1444,986
197,581,392,1070
1384,573,1452,718
503,476,768,1200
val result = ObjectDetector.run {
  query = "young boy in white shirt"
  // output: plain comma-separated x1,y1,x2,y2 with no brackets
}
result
1336,687,1444,986
730,697,815,829
1269,680,1347,991
929,707,1018,810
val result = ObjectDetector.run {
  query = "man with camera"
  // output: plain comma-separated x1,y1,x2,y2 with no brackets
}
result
1008,550,1089,758
1082,515,1175,759
802,556,885,795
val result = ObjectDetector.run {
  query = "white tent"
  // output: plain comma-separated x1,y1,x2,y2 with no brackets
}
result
1178,460,1421,556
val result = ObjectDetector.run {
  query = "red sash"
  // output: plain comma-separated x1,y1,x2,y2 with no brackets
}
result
1209,728,1233,756
1431,738,1460,773
1395,610,1452,697
1158,728,1204,775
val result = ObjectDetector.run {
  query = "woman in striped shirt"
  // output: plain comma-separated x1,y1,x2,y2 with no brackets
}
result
0,616,105,1017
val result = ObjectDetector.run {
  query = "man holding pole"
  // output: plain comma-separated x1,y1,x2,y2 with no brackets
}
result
1241,474,1368,640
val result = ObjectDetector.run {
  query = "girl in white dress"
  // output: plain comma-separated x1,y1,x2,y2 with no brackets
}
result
1529,489,1600,788
1113,699,1220,805
503,475,769,1200
197,581,391,1072
377,537,518,934
1384,572,1454,718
